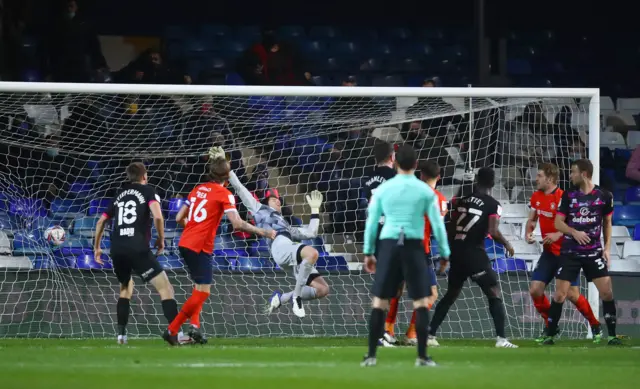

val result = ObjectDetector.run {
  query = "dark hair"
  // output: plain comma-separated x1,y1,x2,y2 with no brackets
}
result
538,162,559,184
395,144,417,171
572,159,593,179
419,160,440,180
373,141,393,164
476,167,495,189
208,158,231,183
126,162,147,182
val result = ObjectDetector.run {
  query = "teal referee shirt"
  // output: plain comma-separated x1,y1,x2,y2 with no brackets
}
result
363,173,451,258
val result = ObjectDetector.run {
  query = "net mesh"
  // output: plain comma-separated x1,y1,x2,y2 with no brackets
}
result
0,85,594,339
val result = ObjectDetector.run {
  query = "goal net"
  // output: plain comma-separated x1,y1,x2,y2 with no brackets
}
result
0,83,600,339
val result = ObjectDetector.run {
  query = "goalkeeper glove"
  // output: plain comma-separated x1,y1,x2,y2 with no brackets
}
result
208,146,226,160
305,190,323,214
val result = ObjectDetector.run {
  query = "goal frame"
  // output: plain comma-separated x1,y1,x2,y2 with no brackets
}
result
0,82,601,338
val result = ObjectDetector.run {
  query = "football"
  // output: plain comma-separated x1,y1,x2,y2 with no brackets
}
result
45,226,66,246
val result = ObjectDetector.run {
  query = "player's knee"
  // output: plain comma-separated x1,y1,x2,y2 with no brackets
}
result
301,246,319,264
195,284,211,294
151,272,174,300
119,279,134,299
553,289,568,303
529,282,544,298
430,287,438,301
315,283,330,298
599,288,614,301
413,297,431,309
566,287,580,303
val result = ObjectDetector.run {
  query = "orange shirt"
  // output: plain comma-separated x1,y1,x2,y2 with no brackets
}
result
179,182,237,254
424,188,448,254
530,187,563,256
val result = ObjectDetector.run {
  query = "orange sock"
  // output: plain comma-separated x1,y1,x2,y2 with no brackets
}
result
532,294,551,327
574,294,600,326
168,290,209,335
190,303,202,328
385,297,400,335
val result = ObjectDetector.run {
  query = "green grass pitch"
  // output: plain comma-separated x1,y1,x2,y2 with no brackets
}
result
0,338,638,389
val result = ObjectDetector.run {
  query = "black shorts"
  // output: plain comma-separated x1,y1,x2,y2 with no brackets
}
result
371,239,431,300
556,253,609,283
531,251,580,286
448,247,498,289
111,249,164,286
179,247,213,285
425,252,437,289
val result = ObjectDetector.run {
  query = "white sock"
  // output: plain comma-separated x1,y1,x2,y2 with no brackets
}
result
281,286,317,304
294,259,314,297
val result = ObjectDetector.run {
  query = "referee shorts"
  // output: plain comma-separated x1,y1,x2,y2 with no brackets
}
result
371,239,432,300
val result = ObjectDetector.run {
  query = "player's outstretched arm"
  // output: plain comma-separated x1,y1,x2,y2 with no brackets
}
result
290,190,323,240
226,211,275,239
425,197,451,259
209,146,262,214
363,191,383,256
93,213,110,265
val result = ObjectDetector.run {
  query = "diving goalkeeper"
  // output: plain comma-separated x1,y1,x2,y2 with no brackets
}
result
208,147,329,318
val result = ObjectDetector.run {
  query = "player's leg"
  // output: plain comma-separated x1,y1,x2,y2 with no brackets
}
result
267,244,324,317
407,259,438,345
291,245,320,317
404,242,437,366
112,254,134,345
384,284,403,339
529,253,554,340
585,257,621,345
168,248,211,344
428,258,466,342
543,256,580,344
565,281,602,341
473,267,518,348
362,239,402,366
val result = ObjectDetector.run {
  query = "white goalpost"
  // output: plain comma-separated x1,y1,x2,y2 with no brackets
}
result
0,81,600,339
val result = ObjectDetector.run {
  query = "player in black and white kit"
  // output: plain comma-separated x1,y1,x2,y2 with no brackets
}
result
362,142,398,346
428,167,518,348
544,159,622,345
94,162,180,345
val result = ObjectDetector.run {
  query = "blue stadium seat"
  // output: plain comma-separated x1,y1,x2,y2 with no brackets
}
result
235,257,274,272
220,40,248,55
277,25,306,41
625,187,640,204
371,75,403,87
200,24,230,39
300,40,328,58
507,59,533,75
58,237,91,256
185,39,214,57
209,57,228,72
301,236,327,255
249,239,271,258
613,205,640,227
31,255,53,269
214,237,249,257
68,181,93,199
372,42,394,56
9,198,46,218
345,28,378,41
88,198,110,216
72,216,98,237
225,72,245,85
330,41,363,58
390,57,421,73
50,199,84,217
309,26,340,40
166,198,186,216
248,95,285,113
74,253,112,269
316,256,348,272
233,25,261,42
633,224,640,241
0,213,18,231
156,254,183,270
381,27,411,40
12,230,49,256
166,41,184,60
285,96,330,112
360,57,384,73
493,258,528,273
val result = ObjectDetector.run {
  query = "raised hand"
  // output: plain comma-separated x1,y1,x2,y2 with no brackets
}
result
208,146,226,160
305,190,323,213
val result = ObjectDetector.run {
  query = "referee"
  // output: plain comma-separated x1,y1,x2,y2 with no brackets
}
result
361,145,450,367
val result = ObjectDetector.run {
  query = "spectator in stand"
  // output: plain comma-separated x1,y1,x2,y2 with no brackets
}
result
46,0,108,82
114,48,191,85
237,31,313,86
342,76,357,86
625,146,640,183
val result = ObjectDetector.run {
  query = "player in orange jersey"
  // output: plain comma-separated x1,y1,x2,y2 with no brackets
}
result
526,163,601,343
165,155,275,345
381,160,448,347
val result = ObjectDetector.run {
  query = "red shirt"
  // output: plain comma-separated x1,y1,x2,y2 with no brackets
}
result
179,182,237,254
424,188,449,254
530,187,563,256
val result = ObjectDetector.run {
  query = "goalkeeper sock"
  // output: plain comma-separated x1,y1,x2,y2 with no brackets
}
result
116,298,130,336
574,294,600,327
168,290,209,335
602,299,617,337
415,307,430,359
547,300,564,337
281,286,317,304
532,294,551,326
294,259,314,298
367,308,385,358
161,299,179,324
488,297,506,338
